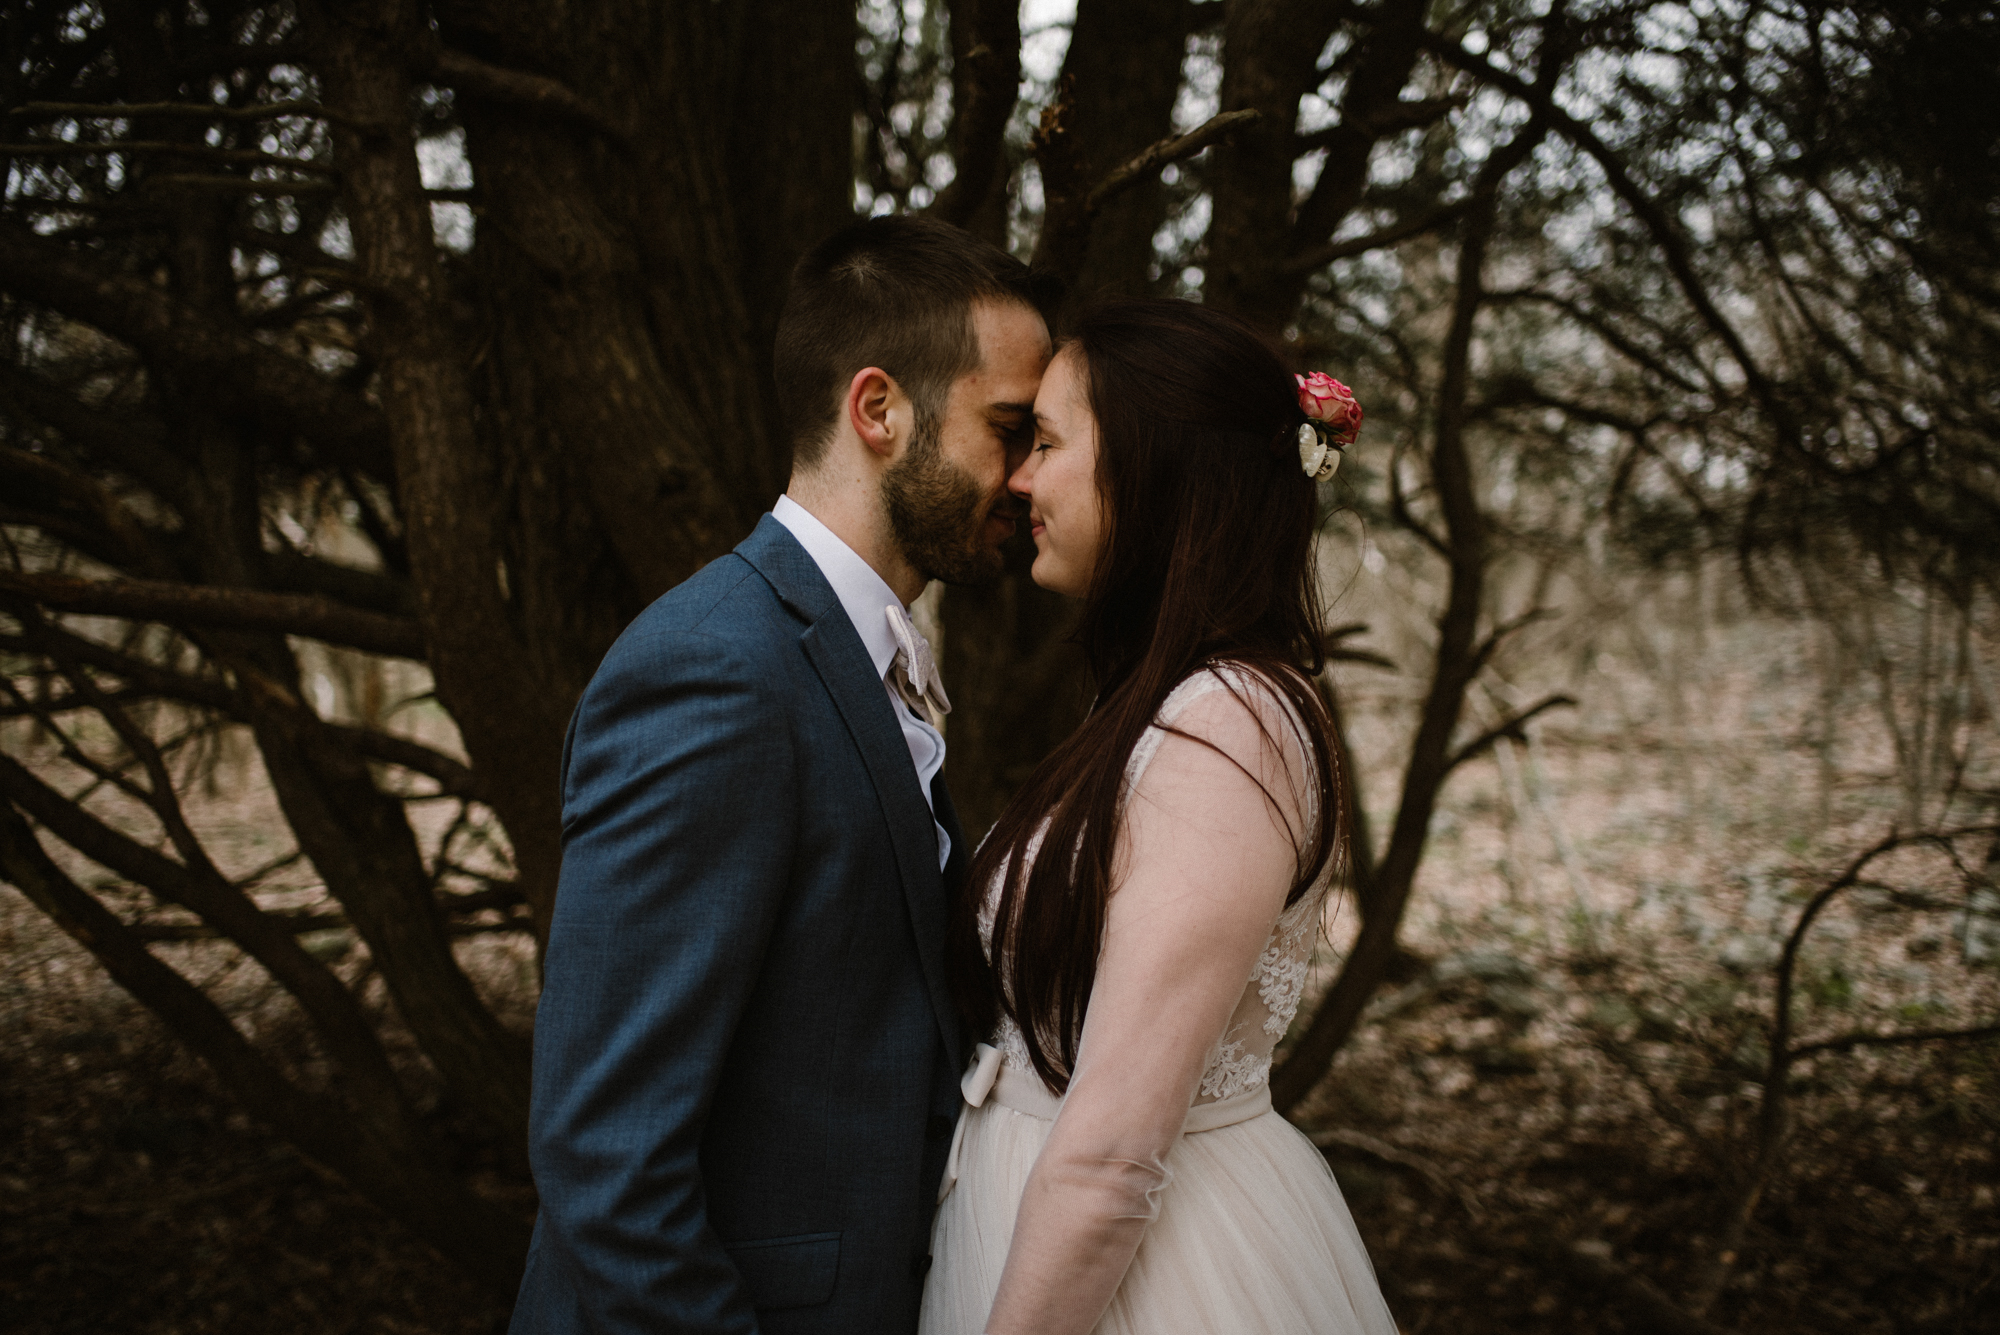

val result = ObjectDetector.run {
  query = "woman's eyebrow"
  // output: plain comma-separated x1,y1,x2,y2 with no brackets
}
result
1031,409,1063,438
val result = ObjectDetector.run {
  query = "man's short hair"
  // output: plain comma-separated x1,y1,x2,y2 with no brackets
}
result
775,215,1047,471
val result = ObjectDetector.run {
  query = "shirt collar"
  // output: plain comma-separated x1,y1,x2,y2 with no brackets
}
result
772,495,903,681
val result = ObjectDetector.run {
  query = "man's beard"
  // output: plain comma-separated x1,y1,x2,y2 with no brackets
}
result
882,415,1009,586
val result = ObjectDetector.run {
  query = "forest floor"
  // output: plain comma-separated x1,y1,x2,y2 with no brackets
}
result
3,572,1997,1333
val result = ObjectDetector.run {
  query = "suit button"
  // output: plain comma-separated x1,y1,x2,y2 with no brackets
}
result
928,1114,955,1141
910,1253,933,1279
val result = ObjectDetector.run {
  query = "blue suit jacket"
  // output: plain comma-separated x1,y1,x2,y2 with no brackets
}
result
511,516,969,1334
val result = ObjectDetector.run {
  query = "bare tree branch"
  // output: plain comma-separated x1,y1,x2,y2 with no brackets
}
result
135,174,338,196
0,140,337,174
1295,95,1463,150
1485,287,1710,394
1322,622,1397,671
8,98,352,125
1692,827,1999,1311
0,223,389,464
1281,197,1475,275
0,570,426,659
0,798,528,1290
1034,99,1261,290
1312,1126,1483,1221
132,882,525,940
1423,35,1797,447
1272,83,1557,1114
0,751,407,1097
1083,108,1260,215
433,48,627,142
1387,440,1450,556
1470,606,1560,674
0,446,170,573
0,363,190,499
1789,1022,2000,1060
334,722,478,797
1444,693,1577,775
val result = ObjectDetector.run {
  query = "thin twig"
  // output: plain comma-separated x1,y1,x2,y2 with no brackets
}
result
1471,606,1560,674
8,99,352,126
1386,440,1449,555
1693,827,1991,1311
1083,109,1260,215
1790,1022,2000,1059
0,141,335,173
1443,693,1576,775
1310,1126,1483,1221
1282,197,1475,275
143,174,337,196
433,49,627,143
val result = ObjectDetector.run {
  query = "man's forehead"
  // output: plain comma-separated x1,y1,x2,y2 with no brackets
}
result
970,298,1052,358
955,303,1049,414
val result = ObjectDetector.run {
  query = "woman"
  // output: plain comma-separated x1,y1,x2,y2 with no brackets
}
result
920,300,1396,1335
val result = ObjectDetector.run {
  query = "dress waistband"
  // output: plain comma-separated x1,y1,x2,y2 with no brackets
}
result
984,1057,1273,1130
938,1043,1273,1203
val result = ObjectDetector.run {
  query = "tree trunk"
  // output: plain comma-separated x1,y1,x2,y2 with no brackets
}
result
1271,114,1549,1113
1057,0,1195,306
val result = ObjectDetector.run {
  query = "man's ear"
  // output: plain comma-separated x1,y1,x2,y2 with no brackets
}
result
845,366,907,460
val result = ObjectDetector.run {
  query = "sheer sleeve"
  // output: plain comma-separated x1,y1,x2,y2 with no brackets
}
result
981,675,1312,1335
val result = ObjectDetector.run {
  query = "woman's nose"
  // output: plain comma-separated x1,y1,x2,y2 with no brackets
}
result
1006,453,1036,500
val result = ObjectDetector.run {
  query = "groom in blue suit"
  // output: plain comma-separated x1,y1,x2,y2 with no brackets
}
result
510,217,1051,1334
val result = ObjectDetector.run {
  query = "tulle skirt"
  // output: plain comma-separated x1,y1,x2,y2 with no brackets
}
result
919,1073,1400,1335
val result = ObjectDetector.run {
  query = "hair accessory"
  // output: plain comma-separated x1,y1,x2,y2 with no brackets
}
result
1295,373,1362,481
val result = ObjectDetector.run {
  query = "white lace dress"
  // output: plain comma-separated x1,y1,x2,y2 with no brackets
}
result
920,668,1398,1335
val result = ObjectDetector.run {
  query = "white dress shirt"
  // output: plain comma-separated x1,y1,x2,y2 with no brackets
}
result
773,496,951,870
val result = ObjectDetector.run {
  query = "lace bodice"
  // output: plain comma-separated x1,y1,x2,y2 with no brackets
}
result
982,666,1328,1105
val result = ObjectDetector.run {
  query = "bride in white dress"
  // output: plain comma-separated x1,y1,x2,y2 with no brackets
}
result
920,300,1398,1335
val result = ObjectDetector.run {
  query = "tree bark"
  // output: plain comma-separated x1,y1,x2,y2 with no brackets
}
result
1055,0,1195,306
931,0,1023,242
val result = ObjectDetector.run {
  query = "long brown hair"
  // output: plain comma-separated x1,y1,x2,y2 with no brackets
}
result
947,299,1346,1093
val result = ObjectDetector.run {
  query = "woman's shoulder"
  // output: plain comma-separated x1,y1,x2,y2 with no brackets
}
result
1155,659,1312,735
1123,659,1317,792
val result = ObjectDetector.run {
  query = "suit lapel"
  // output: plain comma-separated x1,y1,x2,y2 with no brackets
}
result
739,517,965,1071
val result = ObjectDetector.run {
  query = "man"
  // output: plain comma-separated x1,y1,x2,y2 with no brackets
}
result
510,215,1052,1335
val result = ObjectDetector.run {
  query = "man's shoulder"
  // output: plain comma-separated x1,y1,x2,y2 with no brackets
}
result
637,551,773,633
586,547,798,687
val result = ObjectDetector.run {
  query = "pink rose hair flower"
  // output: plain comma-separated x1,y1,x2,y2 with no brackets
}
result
1295,372,1363,447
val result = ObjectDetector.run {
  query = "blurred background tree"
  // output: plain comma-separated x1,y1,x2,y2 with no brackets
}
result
1,0,1993,1316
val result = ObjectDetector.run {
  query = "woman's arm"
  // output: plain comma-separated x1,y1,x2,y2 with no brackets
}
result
983,683,1309,1335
